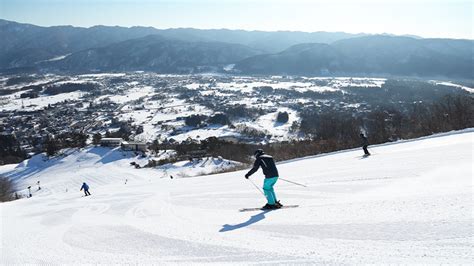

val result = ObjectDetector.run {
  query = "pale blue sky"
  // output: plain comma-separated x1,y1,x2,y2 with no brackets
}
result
0,0,472,39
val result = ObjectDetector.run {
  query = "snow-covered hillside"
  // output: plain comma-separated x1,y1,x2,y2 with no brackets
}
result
2,73,472,149
1,130,473,264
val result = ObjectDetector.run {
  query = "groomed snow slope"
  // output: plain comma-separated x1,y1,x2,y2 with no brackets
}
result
1,130,473,264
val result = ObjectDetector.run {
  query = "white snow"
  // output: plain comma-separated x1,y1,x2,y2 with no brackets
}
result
0,128,473,263
185,83,205,90
304,77,386,88
43,54,71,62
0,91,85,111
78,73,127,78
239,107,299,141
34,54,71,64
209,77,386,94
168,126,239,142
223,64,235,71
96,86,154,104
430,80,474,93
159,157,242,178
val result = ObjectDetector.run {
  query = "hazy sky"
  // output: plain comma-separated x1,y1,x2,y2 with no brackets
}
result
0,0,472,39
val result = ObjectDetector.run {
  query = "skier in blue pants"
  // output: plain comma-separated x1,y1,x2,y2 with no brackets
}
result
245,149,282,209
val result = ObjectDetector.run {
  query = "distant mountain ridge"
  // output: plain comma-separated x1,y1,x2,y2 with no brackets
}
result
0,19,364,69
0,19,161,69
156,28,366,53
236,36,473,79
0,19,472,79
42,35,261,73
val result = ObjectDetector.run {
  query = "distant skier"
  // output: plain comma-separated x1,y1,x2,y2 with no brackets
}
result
360,133,370,156
245,149,282,209
80,182,91,196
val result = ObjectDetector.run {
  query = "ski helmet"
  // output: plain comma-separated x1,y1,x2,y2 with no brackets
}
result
254,149,264,157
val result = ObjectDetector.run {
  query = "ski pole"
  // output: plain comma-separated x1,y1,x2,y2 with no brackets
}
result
247,178,266,198
279,177,307,187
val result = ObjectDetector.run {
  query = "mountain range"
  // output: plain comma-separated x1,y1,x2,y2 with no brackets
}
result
1,19,472,79
236,36,473,78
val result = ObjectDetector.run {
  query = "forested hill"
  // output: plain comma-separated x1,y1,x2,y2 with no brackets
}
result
1,19,473,79
235,36,473,79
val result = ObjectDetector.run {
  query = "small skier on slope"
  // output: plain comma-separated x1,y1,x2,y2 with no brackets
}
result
360,133,371,156
80,182,91,196
245,149,282,210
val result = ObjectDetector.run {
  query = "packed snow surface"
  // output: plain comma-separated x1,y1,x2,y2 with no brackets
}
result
1,130,473,264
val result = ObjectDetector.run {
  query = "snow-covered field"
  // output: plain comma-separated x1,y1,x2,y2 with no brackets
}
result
1,130,472,264
0,91,85,111
2,73,472,145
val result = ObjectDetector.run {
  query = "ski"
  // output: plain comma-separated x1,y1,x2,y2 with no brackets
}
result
239,205,299,212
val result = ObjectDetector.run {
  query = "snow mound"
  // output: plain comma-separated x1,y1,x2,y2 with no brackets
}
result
158,157,242,178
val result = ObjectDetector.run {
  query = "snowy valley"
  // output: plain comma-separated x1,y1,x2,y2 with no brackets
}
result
1,72,472,156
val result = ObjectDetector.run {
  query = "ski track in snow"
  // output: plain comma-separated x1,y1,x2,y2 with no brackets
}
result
0,131,473,264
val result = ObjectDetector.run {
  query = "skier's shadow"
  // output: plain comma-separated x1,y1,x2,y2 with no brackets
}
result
219,210,270,232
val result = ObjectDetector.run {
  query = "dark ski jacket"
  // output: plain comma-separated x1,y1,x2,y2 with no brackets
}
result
360,135,369,146
246,154,279,178
80,183,89,191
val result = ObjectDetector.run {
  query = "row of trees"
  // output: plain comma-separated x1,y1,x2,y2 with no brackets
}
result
185,111,290,128
43,83,97,95
43,132,89,156
184,113,232,127
300,94,473,146
0,134,26,165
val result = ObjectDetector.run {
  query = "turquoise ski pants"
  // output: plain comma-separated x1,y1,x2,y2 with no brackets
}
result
263,177,278,204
